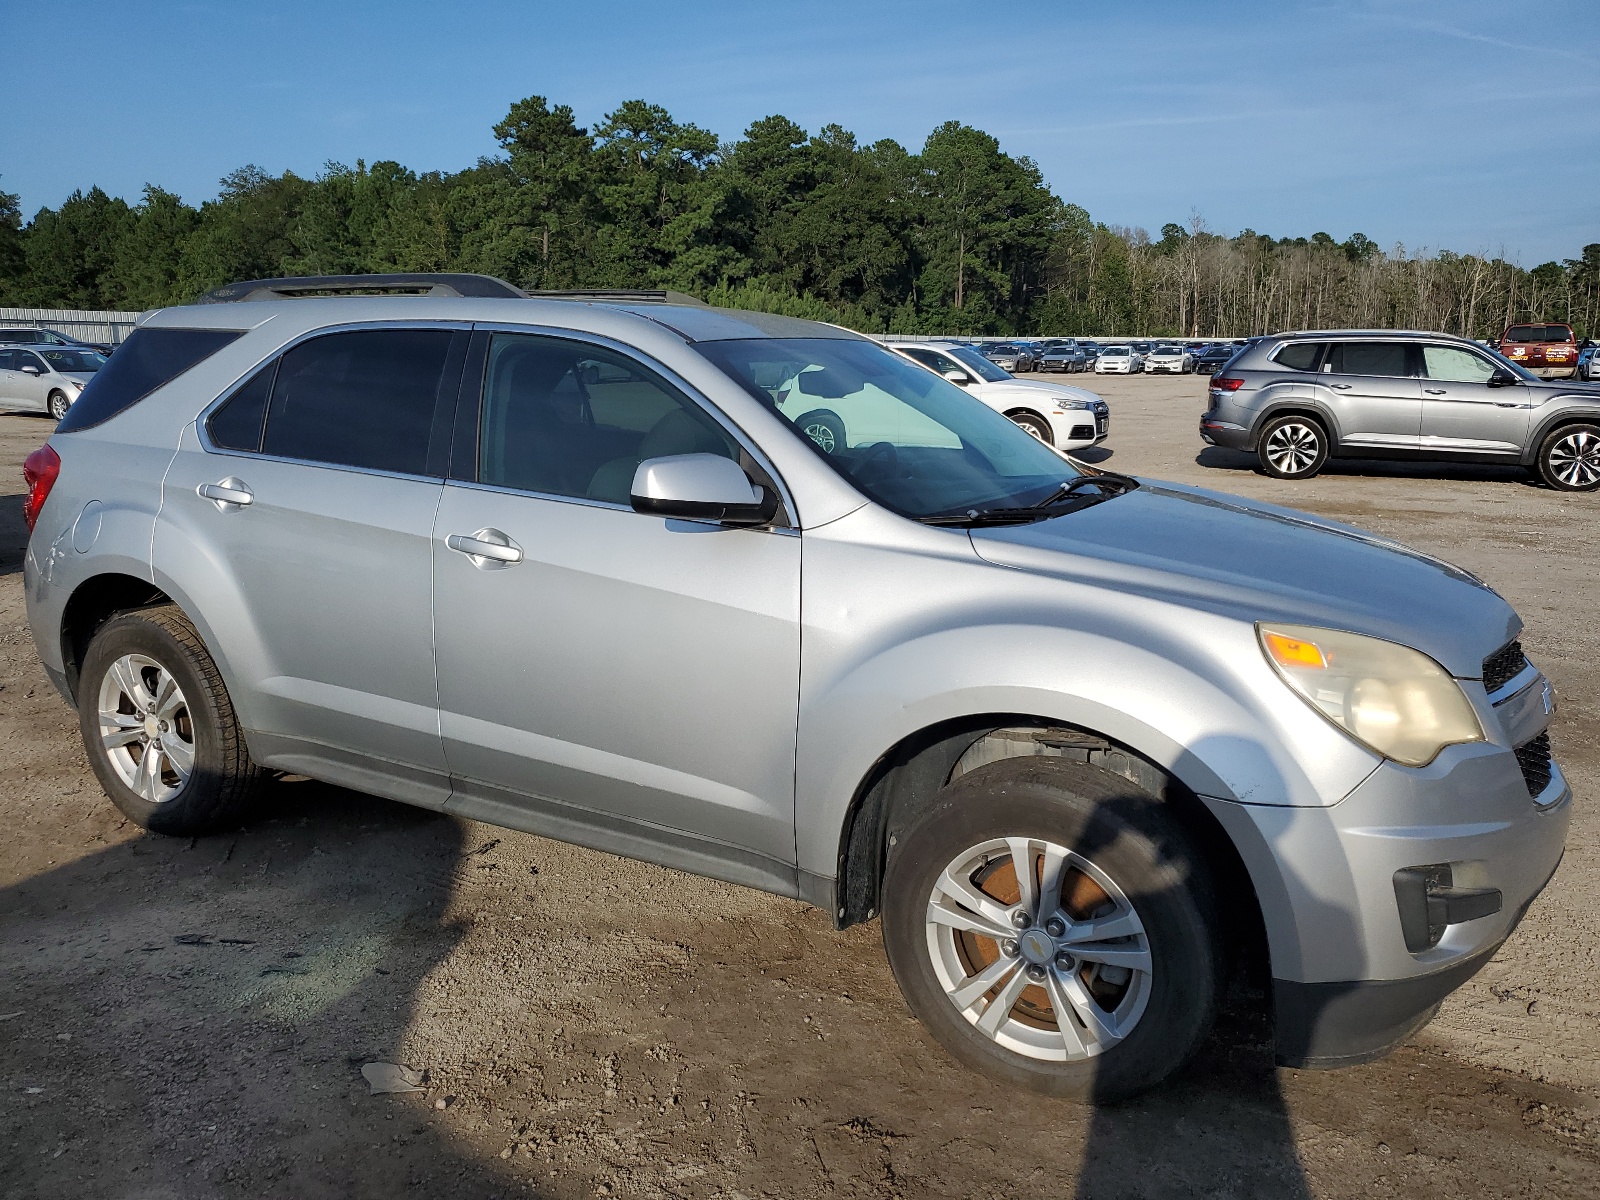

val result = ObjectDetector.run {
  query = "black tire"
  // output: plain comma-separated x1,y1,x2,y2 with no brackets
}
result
1535,422,1600,491
1256,413,1329,479
882,758,1220,1102
77,604,264,835
1008,411,1054,445
47,390,70,421
795,408,846,455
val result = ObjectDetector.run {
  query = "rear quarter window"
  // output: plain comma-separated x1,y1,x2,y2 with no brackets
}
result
55,327,243,432
1271,342,1324,372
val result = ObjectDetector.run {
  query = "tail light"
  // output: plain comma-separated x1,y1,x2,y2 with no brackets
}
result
23,444,61,532
1210,376,1245,391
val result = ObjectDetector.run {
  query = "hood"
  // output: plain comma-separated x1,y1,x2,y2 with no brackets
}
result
968,479,1516,677
983,378,1104,406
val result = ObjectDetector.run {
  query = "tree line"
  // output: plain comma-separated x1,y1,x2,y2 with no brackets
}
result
2,94,1596,339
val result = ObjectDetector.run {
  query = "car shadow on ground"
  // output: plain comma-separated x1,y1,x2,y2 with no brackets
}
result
2,772,1317,1198
1194,446,1540,487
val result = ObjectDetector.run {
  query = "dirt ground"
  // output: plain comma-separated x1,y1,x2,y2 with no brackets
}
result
2,372,1597,1199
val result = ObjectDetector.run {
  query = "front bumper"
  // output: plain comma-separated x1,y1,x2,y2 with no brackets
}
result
1201,720,1571,1068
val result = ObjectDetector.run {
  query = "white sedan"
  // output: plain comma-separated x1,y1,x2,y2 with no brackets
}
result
889,341,1110,451
1093,345,1142,374
1143,346,1193,374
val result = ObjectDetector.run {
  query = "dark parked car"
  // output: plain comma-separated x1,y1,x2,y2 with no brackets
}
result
1036,341,1089,373
0,326,117,354
1195,344,1238,375
980,343,1033,373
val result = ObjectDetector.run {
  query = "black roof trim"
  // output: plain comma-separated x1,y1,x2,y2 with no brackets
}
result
194,273,529,304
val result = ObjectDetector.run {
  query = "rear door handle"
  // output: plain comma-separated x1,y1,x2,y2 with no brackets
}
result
446,529,523,567
198,478,253,509
1423,388,1447,395
1329,383,1352,390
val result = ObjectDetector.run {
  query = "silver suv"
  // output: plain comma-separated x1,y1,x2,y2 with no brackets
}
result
1201,330,1600,489
24,275,1570,1100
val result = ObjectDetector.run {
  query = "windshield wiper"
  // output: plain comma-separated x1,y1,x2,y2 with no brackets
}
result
918,472,1140,527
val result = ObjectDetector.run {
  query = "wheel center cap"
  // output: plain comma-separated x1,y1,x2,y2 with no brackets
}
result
1019,928,1055,965
143,716,160,738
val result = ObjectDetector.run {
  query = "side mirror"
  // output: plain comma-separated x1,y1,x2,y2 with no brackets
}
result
20,365,40,375
1487,368,1519,388
942,369,972,385
630,453,776,527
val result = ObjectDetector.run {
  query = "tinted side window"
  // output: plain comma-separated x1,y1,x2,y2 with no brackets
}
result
55,328,243,433
902,349,942,370
1273,342,1324,372
478,333,738,504
207,361,277,452
0,350,13,370
262,329,455,475
1327,342,1411,377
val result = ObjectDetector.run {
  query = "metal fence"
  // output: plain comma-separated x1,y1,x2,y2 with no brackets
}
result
0,308,140,346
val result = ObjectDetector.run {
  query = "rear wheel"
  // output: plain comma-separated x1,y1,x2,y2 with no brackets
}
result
48,390,70,421
1008,411,1054,444
882,758,1220,1101
1257,414,1328,479
1536,423,1600,490
78,605,263,834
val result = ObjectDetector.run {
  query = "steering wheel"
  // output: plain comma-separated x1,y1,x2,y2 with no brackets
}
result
851,440,900,486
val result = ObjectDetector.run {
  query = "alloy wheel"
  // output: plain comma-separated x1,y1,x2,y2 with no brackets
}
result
96,653,195,803
802,420,837,454
924,835,1153,1062
1547,430,1600,488
1264,421,1321,475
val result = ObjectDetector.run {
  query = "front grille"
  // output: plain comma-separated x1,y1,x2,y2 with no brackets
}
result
1482,640,1527,693
1515,732,1553,798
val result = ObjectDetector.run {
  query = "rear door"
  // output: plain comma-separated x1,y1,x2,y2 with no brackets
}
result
1316,340,1421,449
1419,342,1529,455
156,324,467,805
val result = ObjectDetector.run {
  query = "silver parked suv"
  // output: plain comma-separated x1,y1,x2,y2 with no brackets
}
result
1200,330,1600,489
24,275,1570,1100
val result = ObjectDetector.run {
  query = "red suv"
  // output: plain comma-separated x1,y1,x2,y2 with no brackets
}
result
1499,322,1578,379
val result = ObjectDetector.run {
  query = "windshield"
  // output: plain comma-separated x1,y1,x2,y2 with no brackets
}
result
945,345,1012,382
40,349,107,373
696,337,1078,519
1102,346,1129,356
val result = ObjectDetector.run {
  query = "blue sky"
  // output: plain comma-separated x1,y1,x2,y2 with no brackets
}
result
3,0,1597,263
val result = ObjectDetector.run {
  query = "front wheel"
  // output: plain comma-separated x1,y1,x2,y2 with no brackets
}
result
48,390,71,421
1536,423,1600,490
1257,414,1328,479
78,605,264,834
882,758,1220,1101
1008,411,1054,444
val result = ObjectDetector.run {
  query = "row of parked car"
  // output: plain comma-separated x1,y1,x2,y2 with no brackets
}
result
971,338,1244,376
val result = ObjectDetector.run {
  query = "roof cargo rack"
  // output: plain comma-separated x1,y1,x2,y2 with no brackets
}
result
524,289,707,306
194,273,529,304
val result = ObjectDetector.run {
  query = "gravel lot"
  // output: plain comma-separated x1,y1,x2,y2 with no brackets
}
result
2,371,1596,1198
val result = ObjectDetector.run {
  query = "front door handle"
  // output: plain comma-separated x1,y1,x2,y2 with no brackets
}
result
1329,383,1353,390
446,529,523,567
198,478,253,510
1423,387,1447,395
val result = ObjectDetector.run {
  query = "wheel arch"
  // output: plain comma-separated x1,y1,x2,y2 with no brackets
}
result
832,714,1273,984
1251,402,1339,454
58,572,173,701
1524,407,1600,467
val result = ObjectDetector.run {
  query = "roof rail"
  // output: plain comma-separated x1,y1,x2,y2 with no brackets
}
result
524,289,707,306
194,273,529,304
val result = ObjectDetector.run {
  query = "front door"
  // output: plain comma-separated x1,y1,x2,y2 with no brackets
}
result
11,349,51,411
1317,341,1421,450
155,326,466,805
1418,342,1530,455
432,331,802,882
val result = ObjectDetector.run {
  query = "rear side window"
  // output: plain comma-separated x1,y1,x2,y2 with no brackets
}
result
1326,342,1411,377
55,327,242,432
260,329,459,476
1272,342,1324,372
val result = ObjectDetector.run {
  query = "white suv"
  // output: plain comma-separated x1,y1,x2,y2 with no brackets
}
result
890,341,1109,450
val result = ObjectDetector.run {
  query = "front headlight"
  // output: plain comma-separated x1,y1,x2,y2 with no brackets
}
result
1258,624,1484,766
